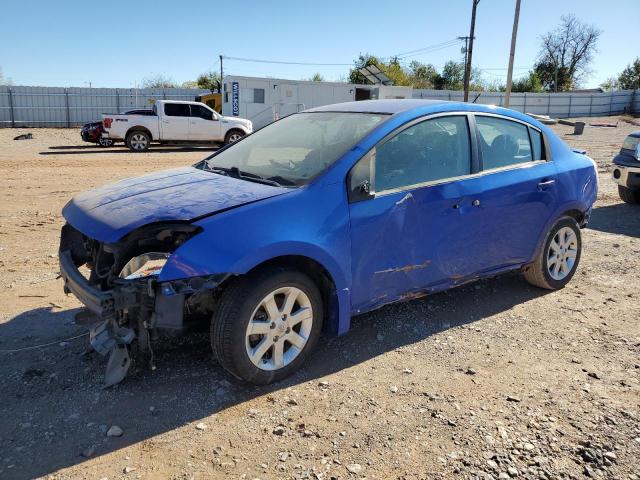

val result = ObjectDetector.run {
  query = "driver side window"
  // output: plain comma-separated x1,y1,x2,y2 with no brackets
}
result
190,104,214,121
374,115,471,192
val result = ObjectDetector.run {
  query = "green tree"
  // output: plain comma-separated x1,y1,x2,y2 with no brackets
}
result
407,61,439,89
141,73,178,89
310,73,325,82
0,67,12,86
617,58,640,90
511,71,544,93
599,76,620,92
534,15,601,91
196,71,221,90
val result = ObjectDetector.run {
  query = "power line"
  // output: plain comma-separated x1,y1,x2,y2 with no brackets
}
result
223,38,464,68
222,56,352,66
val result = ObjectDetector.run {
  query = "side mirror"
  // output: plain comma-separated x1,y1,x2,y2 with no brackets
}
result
348,152,375,203
635,142,640,160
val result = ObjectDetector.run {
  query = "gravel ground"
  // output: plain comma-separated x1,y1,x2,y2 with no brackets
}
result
0,117,638,480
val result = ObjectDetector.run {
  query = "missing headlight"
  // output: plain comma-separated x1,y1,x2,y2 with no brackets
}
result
119,252,170,280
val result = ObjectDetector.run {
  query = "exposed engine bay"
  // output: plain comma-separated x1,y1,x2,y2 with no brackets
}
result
59,223,227,386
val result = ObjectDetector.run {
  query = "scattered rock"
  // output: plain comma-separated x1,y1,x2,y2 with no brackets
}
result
123,466,136,474
106,425,123,437
80,446,96,458
390,385,398,393
195,422,208,431
273,425,286,436
506,395,521,403
466,367,477,375
346,463,362,474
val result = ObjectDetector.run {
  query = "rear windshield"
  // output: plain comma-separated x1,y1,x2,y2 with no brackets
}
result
199,112,387,186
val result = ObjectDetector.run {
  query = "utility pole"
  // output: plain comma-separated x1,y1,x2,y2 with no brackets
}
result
458,36,470,73
463,0,480,102
504,0,521,107
219,55,224,93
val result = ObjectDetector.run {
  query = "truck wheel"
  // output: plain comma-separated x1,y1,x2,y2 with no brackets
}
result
224,130,244,145
618,185,640,204
211,268,323,385
523,216,581,290
126,130,151,152
98,137,114,147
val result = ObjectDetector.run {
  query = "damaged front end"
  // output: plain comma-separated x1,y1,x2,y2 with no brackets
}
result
59,222,226,386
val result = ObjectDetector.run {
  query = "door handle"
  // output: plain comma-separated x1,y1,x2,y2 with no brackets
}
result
538,179,556,190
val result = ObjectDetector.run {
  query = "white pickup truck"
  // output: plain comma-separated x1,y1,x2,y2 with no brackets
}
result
102,100,253,152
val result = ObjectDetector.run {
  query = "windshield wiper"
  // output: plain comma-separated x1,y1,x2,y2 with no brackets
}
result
204,164,286,187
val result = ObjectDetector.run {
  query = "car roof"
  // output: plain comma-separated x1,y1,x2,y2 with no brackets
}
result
305,99,446,114
304,99,547,130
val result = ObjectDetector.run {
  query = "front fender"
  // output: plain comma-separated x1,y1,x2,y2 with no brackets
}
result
158,182,354,334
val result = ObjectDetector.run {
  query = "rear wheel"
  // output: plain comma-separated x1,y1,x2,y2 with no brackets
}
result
224,130,244,146
523,216,582,290
126,130,150,152
211,268,323,384
618,185,640,204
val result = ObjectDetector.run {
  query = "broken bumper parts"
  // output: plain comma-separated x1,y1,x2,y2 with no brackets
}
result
59,249,226,386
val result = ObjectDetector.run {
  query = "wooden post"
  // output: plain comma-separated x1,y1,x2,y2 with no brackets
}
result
463,0,480,102
504,0,521,108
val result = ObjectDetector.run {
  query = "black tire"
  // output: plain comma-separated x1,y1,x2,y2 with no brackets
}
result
618,185,640,204
98,137,114,147
224,129,245,146
211,267,323,385
523,216,582,290
126,130,151,152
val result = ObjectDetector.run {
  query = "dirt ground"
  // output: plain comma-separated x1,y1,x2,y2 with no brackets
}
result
0,117,638,480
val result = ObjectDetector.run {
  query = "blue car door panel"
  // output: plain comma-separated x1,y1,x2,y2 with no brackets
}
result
472,114,559,268
348,114,484,312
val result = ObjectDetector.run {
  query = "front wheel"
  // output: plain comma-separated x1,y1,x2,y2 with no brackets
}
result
126,130,151,152
224,130,245,146
523,216,582,290
211,268,323,384
618,185,640,204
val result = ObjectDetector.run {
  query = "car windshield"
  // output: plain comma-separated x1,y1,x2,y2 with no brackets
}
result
197,112,388,186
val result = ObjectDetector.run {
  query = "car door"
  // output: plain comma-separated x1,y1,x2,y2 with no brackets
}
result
160,103,190,140
471,114,558,270
189,104,222,141
348,114,486,313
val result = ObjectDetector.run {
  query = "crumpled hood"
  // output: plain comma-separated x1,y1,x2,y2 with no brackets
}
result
62,166,288,243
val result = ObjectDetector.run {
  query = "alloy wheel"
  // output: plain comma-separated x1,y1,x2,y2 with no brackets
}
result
130,133,148,150
228,133,242,143
547,226,578,281
245,286,313,371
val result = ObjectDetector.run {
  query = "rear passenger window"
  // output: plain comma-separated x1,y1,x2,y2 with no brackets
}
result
476,116,533,170
374,116,471,192
164,103,190,117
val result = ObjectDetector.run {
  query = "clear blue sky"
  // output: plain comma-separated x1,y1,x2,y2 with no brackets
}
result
0,0,636,88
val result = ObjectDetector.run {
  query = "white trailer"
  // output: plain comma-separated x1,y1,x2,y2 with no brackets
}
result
222,76,413,129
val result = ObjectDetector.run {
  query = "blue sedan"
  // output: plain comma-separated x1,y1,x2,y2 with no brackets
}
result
59,99,598,385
